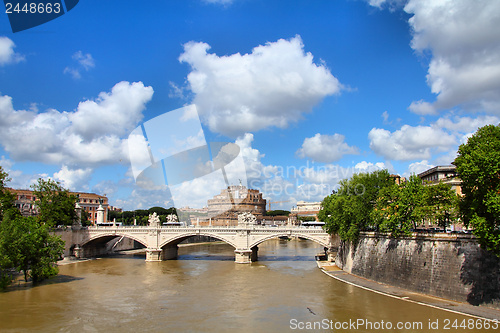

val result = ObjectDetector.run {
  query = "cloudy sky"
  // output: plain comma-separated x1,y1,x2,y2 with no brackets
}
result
1,0,499,211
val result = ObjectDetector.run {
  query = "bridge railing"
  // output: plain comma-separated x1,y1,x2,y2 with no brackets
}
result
85,225,327,233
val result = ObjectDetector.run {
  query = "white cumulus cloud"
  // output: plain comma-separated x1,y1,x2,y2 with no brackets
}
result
406,160,434,176
369,1,500,115
435,115,500,134
179,35,342,137
0,81,154,167
70,81,153,141
0,36,24,66
355,161,393,173
368,125,456,161
408,100,436,116
54,165,93,191
296,133,359,163
403,0,500,115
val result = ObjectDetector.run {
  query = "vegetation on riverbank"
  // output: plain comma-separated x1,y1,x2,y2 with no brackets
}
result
108,206,177,225
320,124,500,257
0,168,67,289
319,169,459,241
454,124,500,256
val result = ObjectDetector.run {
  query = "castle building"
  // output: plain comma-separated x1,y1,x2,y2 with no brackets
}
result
205,185,266,226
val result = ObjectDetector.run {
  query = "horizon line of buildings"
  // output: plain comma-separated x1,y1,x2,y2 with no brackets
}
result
7,188,122,225
6,164,462,226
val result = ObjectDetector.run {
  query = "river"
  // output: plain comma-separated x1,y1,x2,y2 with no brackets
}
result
0,239,492,332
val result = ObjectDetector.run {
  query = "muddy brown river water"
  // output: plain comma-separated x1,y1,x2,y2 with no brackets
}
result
0,239,493,332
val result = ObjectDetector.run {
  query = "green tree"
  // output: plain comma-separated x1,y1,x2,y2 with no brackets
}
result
108,209,121,223
80,209,91,226
454,124,500,256
266,210,290,216
373,175,426,237
373,176,459,236
148,206,170,215
373,182,407,236
0,213,64,283
319,170,393,241
0,248,13,288
0,166,16,288
31,178,77,227
319,194,355,240
298,216,316,222
0,166,15,222
108,207,178,226
423,182,459,230
1,170,66,287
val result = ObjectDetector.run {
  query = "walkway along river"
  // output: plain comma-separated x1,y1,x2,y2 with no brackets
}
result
0,239,497,332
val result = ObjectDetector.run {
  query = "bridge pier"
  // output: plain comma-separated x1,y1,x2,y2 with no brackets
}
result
145,246,179,261
234,250,252,263
145,248,162,262
73,245,84,259
234,246,258,264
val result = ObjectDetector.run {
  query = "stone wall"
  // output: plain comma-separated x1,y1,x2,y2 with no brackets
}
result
53,228,74,257
336,232,500,309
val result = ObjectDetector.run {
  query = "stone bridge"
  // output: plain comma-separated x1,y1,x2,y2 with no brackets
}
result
68,225,338,263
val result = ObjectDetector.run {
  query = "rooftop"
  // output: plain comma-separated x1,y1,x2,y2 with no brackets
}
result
417,165,456,178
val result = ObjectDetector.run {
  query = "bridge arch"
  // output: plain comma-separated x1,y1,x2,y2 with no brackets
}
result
159,232,238,249
249,232,330,249
81,232,148,248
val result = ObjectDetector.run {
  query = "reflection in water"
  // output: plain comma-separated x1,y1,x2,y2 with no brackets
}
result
0,239,488,332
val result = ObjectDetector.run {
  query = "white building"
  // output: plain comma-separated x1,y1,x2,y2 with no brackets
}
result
418,165,462,196
291,201,322,220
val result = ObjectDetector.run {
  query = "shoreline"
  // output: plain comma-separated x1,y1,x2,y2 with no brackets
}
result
316,261,500,322
57,257,94,265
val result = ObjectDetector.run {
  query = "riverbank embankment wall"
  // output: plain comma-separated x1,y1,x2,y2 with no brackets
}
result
335,232,500,310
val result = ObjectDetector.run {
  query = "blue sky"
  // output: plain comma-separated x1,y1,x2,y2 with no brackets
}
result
1,0,499,211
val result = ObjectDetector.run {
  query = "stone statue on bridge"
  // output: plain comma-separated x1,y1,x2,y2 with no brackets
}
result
166,213,178,223
148,212,161,227
238,212,257,227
